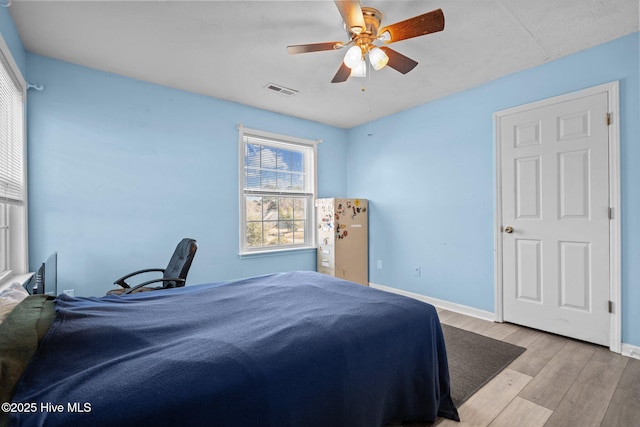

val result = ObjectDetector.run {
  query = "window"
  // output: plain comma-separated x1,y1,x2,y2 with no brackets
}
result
238,126,317,254
0,35,27,282
0,204,7,273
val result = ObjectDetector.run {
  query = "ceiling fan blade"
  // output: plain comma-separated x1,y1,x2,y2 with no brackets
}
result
334,0,366,35
287,42,344,55
378,8,445,44
331,63,351,83
379,47,418,74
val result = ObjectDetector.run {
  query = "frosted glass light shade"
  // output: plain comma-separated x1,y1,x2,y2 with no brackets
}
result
351,60,367,78
343,46,363,69
369,47,389,71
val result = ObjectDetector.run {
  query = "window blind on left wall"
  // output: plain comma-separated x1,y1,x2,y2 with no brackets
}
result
0,50,24,205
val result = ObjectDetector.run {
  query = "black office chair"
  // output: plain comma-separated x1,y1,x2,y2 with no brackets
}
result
107,238,198,295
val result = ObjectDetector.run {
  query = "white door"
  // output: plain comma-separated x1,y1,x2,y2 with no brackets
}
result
499,91,610,346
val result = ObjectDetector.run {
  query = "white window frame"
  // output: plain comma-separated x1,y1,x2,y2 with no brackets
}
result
0,203,9,276
238,125,318,255
0,34,28,286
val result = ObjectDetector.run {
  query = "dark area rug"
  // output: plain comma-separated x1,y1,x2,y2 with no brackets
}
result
386,324,526,427
442,323,526,407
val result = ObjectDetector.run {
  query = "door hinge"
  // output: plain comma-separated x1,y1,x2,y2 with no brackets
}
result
608,300,613,313
608,207,613,220
606,112,612,126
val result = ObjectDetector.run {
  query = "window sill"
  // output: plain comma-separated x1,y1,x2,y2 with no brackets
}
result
0,272,33,292
239,246,317,259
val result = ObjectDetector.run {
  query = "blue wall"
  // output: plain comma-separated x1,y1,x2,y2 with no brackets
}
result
25,54,348,296
347,33,640,346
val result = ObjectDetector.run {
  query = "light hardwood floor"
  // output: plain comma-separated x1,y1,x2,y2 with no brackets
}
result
434,309,640,427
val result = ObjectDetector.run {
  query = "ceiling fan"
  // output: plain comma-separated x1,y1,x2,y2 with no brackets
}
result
286,1,445,83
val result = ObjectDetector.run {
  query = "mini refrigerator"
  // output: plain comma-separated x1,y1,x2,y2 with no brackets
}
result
315,198,368,286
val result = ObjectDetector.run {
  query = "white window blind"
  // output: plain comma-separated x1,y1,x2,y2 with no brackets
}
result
244,135,314,196
0,35,27,281
239,127,317,254
0,50,24,205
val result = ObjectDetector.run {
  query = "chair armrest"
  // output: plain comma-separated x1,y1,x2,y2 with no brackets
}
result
113,268,166,288
122,278,186,294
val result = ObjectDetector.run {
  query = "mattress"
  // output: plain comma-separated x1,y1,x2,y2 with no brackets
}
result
7,271,458,426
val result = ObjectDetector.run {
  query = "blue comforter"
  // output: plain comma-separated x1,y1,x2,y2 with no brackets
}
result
10,271,458,426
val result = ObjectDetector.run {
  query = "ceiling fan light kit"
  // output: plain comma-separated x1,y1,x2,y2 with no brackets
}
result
287,1,445,83
351,60,367,78
368,47,389,71
343,45,363,69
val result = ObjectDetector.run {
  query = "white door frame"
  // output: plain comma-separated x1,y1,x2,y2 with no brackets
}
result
494,81,621,352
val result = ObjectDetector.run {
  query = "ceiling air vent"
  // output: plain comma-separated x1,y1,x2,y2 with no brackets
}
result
264,83,298,96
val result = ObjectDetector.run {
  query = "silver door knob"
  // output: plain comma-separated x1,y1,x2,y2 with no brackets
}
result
504,226,514,234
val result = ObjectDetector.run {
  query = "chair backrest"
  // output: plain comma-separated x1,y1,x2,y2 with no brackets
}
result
163,238,198,288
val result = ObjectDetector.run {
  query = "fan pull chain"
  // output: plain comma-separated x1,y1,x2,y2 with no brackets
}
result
367,60,374,136
361,55,372,92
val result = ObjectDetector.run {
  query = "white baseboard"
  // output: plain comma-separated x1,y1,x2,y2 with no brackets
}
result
371,282,640,359
621,343,640,360
369,282,495,322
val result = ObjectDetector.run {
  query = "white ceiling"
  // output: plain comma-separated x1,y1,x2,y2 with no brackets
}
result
9,0,639,128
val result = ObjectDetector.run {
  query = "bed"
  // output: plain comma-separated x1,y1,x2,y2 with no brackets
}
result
1,271,459,426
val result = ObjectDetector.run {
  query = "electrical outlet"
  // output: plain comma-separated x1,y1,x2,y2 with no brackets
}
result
414,266,421,277
63,289,75,297
376,260,382,269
